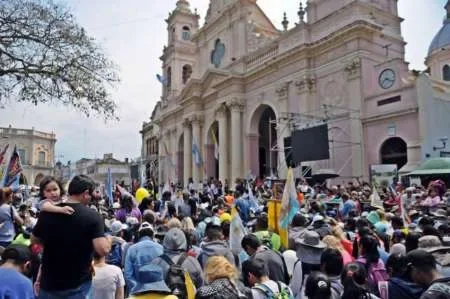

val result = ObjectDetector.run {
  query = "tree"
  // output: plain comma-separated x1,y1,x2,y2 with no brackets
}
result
0,0,120,119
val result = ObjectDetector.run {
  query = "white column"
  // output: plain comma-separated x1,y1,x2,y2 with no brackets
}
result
216,105,228,184
183,120,192,188
171,128,178,182
230,101,243,184
191,116,202,187
157,135,164,184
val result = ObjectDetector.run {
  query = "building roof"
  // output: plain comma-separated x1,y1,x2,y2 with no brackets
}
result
428,1,450,55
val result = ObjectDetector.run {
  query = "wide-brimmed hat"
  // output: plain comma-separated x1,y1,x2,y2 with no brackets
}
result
418,235,450,253
431,209,447,219
298,231,326,249
296,231,325,264
131,264,171,295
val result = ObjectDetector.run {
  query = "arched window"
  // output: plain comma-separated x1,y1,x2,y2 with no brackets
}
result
443,65,450,81
182,26,191,41
167,67,172,90
182,65,192,84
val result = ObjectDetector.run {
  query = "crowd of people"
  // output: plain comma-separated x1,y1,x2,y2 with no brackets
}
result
0,174,449,299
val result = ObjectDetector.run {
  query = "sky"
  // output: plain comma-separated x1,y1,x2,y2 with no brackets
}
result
0,0,447,164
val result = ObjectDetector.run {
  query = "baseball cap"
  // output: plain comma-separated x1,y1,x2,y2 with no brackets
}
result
138,222,154,232
405,249,437,271
1,244,32,263
110,220,128,235
112,202,121,209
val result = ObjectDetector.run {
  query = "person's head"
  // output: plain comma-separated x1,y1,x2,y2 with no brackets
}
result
246,258,269,286
205,223,223,242
138,222,154,240
167,202,177,218
320,248,344,277
322,235,344,253
256,213,269,231
110,220,128,237
2,187,13,204
67,175,95,205
139,197,154,212
142,209,156,225
405,232,423,253
406,249,439,285
391,216,404,230
418,216,434,230
305,272,332,299
359,235,380,265
386,253,408,278
181,217,195,232
39,176,65,202
0,244,32,275
163,228,187,252
120,195,134,212
221,221,230,240
204,256,238,284
292,213,308,227
241,234,262,256
341,263,371,299
428,188,437,198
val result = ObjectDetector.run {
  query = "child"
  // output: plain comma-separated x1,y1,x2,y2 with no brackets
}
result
38,176,74,215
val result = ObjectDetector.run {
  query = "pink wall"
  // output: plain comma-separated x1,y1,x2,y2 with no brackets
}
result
363,112,420,172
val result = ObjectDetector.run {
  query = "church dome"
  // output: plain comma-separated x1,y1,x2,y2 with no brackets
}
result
429,1,450,56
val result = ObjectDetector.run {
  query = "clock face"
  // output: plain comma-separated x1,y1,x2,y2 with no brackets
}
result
379,69,396,89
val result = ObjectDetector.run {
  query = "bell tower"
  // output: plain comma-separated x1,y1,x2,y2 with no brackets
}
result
161,0,199,102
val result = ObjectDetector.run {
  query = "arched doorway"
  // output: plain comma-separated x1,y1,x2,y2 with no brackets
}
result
380,137,407,169
34,173,44,186
249,105,278,178
206,122,219,180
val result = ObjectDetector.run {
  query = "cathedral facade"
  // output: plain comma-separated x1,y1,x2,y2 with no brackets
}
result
141,0,450,187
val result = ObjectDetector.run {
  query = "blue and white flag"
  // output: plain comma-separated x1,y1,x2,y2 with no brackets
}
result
192,138,202,166
105,167,113,206
1,145,22,191
279,168,299,229
247,182,259,212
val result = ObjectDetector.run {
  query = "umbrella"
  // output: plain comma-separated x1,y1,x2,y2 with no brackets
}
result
407,158,450,176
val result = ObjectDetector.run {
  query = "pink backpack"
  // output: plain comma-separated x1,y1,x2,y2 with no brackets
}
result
356,257,389,295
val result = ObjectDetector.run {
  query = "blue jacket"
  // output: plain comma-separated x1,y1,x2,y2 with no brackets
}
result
235,197,250,224
388,277,424,299
124,236,164,291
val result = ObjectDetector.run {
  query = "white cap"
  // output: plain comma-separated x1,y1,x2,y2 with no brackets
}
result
138,221,154,232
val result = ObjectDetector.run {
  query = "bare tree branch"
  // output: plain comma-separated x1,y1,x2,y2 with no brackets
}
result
0,0,120,120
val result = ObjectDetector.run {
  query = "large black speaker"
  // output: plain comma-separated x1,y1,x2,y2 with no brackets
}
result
283,136,295,168
291,124,330,164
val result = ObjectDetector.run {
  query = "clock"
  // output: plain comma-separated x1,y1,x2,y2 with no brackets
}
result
379,69,396,89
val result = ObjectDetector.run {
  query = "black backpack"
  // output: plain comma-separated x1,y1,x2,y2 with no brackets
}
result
160,253,188,299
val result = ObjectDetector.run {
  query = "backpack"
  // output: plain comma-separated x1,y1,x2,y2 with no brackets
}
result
160,253,191,299
357,258,389,295
253,281,294,299
106,242,122,267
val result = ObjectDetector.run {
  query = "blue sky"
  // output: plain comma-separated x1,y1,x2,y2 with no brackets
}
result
0,0,447,163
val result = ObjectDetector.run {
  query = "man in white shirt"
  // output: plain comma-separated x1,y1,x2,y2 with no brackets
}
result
247,258,293,299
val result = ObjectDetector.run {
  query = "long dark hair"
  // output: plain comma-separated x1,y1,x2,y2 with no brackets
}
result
120,195,134,213
39,176,65,200
341,263,373,299
359,235,380,266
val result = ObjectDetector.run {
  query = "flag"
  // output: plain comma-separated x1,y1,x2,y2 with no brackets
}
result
192,138,202,166
211,131,219,160
370,187,384,209
279,168,299,229
105,167,113,206
1,145,22,191
247,182,259,212
229,207,246,255
156,74,167,85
